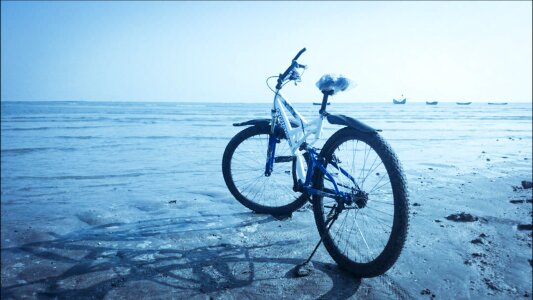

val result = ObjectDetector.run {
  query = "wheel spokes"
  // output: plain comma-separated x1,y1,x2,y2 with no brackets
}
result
231,133,300,208
321,137,394,264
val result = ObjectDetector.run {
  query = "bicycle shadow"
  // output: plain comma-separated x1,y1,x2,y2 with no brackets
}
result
1,213,410,299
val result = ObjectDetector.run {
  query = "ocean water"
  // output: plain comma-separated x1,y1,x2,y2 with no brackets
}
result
1,101,532,206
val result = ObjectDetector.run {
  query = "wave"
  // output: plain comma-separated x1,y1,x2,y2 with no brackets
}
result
1,147,77,155
1,116,114,122
53,136,100,140
6,169,220,182
82,183,129,188
17,186,59,191
25,191,68,197
2,125,114,131
52,135,226,140
122,136,176,140
13,173,146,180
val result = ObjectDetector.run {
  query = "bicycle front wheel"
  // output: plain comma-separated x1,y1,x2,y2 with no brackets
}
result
312,127,409,278
222,124,308,214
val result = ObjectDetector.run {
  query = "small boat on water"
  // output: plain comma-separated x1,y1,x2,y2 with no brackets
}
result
456,102,472,105
426,101,438,105
488,102,508,105
393,98,406,104
313,102,330,106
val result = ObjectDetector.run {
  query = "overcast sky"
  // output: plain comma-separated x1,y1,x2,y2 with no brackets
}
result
1,1,531,103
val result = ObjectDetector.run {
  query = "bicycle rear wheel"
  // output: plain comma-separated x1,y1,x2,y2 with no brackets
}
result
222,124,308,214
312,127,409,278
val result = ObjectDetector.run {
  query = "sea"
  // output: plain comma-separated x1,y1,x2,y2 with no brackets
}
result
1,101,532,205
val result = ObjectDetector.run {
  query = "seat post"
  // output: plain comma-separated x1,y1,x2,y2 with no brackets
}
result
319,90,334,115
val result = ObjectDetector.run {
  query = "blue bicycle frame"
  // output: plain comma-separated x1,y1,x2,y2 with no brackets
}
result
298,146,361,204
265,129,361,205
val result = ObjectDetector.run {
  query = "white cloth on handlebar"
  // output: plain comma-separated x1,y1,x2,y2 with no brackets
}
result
316,74,355,95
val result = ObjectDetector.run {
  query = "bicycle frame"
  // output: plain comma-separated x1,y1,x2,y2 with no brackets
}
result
265,91,323,179
265,91,358,203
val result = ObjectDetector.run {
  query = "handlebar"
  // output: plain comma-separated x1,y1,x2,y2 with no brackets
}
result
293,48,306,61
276,48,307,90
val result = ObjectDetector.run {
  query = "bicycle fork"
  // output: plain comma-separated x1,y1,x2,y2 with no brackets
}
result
264,132,277,177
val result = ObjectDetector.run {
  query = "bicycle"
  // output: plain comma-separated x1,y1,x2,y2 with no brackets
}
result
222,48,409,278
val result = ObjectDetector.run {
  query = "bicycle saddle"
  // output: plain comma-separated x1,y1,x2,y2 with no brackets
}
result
316,74,354,95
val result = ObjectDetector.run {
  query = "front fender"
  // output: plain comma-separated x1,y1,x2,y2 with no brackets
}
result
326,114,378,133
233,118,300,128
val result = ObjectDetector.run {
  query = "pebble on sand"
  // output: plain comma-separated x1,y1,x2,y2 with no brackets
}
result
420,288,436,299
421,288,431,295
521,180,532,189
445,212,479,222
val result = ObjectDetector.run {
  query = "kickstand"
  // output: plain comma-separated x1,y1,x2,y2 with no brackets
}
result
295,205,340,277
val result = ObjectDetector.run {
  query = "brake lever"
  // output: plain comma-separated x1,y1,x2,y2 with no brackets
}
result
289,70,301,81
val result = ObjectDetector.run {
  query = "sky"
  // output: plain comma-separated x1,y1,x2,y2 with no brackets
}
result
1,1,531,103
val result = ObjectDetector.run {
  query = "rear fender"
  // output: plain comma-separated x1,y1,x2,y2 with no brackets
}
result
326,114,378,133
233,118,300,128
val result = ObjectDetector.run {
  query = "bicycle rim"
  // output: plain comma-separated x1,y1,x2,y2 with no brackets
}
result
229,128,302,210
317,135,397,265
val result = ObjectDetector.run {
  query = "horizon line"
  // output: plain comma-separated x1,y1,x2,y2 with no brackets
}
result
1,99,531,104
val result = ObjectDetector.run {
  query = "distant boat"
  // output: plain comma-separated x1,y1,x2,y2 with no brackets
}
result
488,102,508,105
313,102,330,105
393,98,406,104
426,101,438,105
456,102,472,105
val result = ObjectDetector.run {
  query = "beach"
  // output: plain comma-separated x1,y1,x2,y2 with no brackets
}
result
1,101,532,299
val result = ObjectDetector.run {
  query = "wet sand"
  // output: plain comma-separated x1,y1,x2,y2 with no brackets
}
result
2,142,532,299
1,102,532,299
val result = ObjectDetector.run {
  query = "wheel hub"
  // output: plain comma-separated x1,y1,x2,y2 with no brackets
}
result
354,190,369,208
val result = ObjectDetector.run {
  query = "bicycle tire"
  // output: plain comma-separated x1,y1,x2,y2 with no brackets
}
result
312,127,409,278
222,124,308,214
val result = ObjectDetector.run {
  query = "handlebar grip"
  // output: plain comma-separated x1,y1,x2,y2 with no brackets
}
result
293,48,306,61
276,48,307,90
